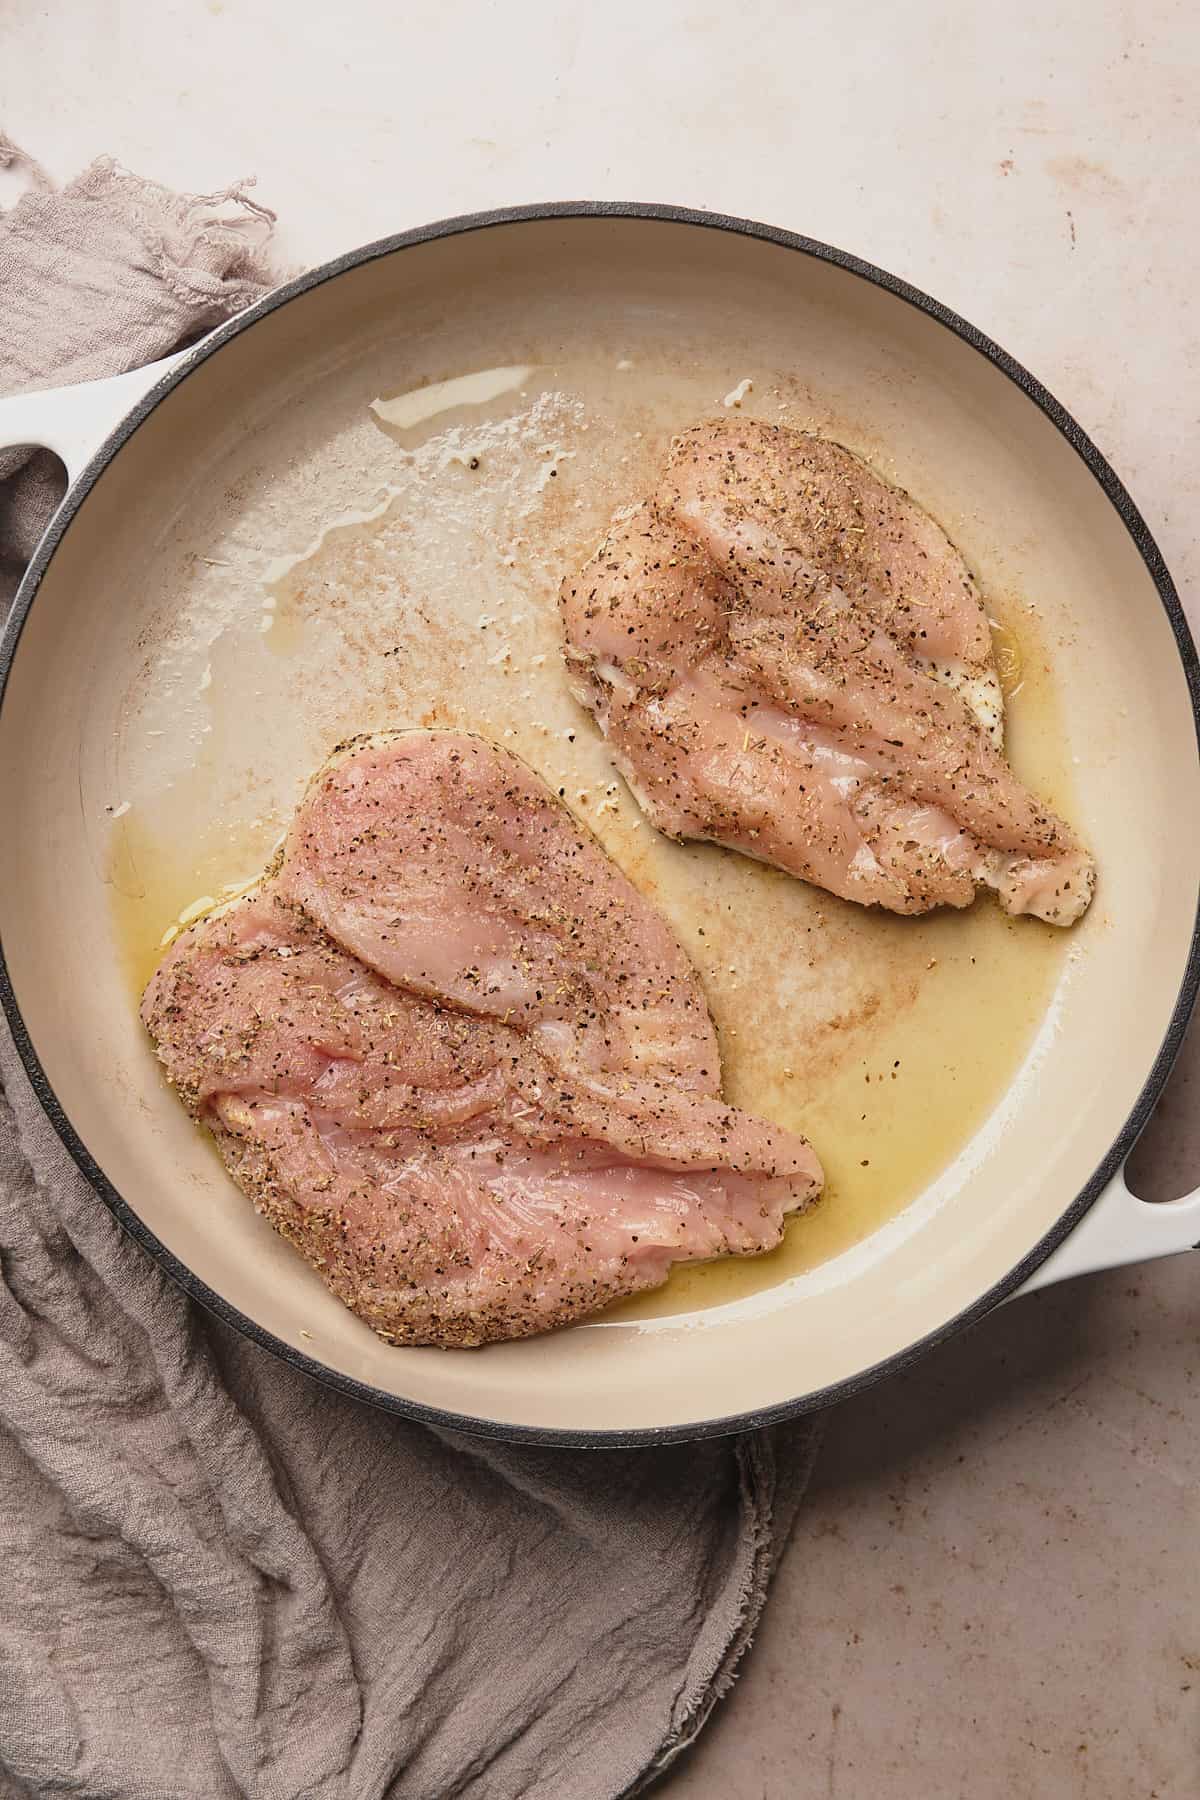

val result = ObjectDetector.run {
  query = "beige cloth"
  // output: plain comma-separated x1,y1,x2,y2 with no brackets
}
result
0,135,277,596
0,144,821,1799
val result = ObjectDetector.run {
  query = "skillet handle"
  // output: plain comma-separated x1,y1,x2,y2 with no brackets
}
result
1013,1166,1200,1298
0,350,190,485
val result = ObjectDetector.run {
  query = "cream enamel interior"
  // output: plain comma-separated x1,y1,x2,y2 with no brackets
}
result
0,216,1196,1435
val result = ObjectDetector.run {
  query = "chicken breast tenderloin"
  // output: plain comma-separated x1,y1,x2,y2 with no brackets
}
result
142,733,822,1348
560,419,1094,926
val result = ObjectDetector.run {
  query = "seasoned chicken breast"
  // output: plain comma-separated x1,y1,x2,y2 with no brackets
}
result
141,733,822,1347
560,419,1094,925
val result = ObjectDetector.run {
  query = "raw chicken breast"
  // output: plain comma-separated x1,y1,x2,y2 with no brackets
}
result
666,420,1005,745
560,419,1094,925
141,733,822,1347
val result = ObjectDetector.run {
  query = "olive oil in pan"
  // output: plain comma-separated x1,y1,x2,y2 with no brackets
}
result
110,809,280,1001
609,890,1064,1321
108,642,288,998
108,358,1075,1316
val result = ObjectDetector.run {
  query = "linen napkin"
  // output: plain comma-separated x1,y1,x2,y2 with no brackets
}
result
0,140,820,1800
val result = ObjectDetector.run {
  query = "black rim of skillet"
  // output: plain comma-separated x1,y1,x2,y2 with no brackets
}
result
2,201,1199,1449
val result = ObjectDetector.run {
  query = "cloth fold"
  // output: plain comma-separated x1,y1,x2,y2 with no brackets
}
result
0,146,819,1799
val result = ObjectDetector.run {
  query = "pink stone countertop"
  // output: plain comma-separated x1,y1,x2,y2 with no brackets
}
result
3,4,1196,1792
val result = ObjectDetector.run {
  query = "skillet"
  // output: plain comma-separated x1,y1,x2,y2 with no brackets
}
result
1,203,1198,1445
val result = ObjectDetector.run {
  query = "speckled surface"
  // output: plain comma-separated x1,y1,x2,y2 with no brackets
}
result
1,4,1196,1792
666,1255,1200,1796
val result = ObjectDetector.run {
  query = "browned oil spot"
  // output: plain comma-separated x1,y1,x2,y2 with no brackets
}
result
1045,154,1125,197
990,618,1025,697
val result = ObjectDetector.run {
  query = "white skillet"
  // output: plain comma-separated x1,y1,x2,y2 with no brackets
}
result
1,206,1197,1444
